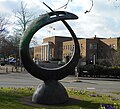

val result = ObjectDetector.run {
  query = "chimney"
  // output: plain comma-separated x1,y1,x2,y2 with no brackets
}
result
94,35,96,39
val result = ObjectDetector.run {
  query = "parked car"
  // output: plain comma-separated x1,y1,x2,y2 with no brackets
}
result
9,58,16,64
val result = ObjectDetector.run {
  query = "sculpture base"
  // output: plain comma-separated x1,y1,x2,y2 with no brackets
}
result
32,80,69,104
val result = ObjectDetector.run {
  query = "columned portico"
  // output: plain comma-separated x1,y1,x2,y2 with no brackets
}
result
34,42,53,61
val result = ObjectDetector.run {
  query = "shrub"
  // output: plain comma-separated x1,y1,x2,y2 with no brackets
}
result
77,65,120,78
1,62,5,66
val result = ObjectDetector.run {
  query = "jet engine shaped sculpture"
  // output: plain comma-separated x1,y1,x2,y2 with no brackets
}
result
20,11,80,104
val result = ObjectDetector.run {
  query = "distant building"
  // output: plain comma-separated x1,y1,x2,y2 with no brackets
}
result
63,38,86,64
34,36,72,61
63,36,120,65
29,47,34,59
34,42,53,61
34,36,120,65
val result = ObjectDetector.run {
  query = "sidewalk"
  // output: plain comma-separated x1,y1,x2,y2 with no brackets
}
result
61,75,120,83
79,76,120,81
1,66,120,82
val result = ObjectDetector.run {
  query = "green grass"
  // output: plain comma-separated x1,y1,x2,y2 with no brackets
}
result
0,87,120,109
111,92,120,95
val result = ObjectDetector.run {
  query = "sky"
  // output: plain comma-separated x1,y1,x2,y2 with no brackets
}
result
0,0,120,44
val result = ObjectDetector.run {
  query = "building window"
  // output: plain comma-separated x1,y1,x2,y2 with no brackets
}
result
89,43,97,49
89,43,93,49
93,43,97,49
73,45,74,49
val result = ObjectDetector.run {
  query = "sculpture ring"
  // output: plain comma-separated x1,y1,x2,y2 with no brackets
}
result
20,11,80,81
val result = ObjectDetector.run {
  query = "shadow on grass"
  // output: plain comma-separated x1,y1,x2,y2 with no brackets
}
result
59,97,100,109
20,96,100,109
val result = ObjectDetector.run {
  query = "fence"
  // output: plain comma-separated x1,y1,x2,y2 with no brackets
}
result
0,65,26,73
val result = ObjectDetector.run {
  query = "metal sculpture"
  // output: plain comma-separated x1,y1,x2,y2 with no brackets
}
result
20,10,80,104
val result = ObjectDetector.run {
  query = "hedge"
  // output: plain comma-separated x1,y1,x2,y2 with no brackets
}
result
77,65,120,78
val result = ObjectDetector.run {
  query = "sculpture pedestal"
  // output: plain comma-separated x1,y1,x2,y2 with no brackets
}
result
32,80,69,104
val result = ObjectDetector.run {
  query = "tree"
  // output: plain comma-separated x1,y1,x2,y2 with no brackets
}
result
12,2,38,67
0,2,34,65
0,36,16,58
14,2,38,47
14,2,33,33
0,16,9,39
0,16,9,59
107,50,120,66
13,2,33,53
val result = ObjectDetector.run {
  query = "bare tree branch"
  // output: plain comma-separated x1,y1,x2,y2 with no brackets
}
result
84,0,94,14
55,0,72,10
14,1,33,33
0,16,9,39
13,2,38,49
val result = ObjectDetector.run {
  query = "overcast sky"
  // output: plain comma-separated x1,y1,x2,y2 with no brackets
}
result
0,0,120,43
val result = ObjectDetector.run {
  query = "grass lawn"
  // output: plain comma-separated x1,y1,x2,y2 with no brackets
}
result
0,87,120,109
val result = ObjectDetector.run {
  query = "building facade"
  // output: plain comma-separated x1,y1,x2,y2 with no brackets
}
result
63,38,87,64
63,36,120,65
34,36,120,65
34,36,72,61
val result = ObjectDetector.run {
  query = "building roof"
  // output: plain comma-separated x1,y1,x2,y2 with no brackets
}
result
43,36,72,39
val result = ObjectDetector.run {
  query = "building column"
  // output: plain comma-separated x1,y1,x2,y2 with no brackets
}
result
44,45,47,61
46,45,48,61
48,42,52,61
42,46,44,61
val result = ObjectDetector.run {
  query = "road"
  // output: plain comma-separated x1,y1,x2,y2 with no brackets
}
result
0,71,120,98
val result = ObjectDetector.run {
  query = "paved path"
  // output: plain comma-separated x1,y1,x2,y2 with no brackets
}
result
0,70,120,98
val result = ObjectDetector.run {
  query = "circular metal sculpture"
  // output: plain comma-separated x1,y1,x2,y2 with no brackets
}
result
20,11,80,104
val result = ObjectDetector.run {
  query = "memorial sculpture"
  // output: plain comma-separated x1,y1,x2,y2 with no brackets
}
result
20,5,80,104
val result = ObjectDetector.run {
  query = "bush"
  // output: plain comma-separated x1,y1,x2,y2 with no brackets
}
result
107,67,120,78
77,65,120,78
1,62,5,66
77,64,105,77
